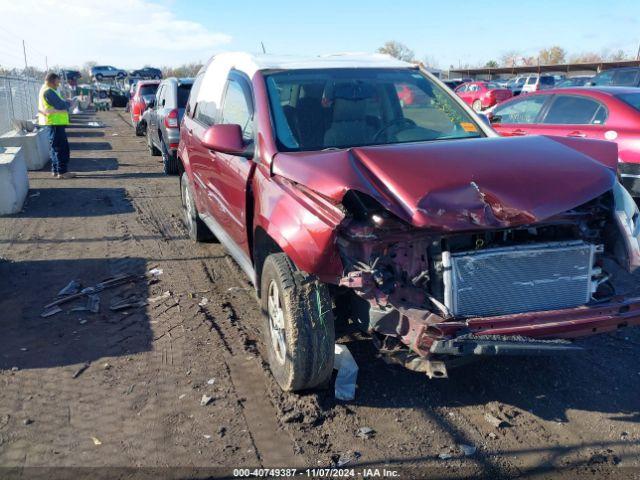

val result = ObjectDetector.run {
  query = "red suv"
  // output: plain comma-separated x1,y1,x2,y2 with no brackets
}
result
488,87,640,196
178,53,640,392
130,80,160,135
455,81,512,111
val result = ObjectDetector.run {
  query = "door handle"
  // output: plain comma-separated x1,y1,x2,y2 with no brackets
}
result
567,131,586,138
510,129,527,136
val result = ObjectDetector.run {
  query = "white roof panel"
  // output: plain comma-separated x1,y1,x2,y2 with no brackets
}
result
208,52,412,78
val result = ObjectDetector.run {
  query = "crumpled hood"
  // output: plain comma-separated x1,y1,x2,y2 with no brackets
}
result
272,135,618,231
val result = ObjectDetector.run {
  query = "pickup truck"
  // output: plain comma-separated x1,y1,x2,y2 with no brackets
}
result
177,52,640,392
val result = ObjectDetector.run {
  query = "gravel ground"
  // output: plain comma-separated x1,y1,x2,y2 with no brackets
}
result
0,109,639,479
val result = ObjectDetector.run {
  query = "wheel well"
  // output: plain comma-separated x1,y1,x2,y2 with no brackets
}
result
253,227,283,298
177,155,185,176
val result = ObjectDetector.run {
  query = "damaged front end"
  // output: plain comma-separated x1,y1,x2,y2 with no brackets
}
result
335,183,640,378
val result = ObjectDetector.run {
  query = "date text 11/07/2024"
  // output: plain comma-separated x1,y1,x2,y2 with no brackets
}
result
232,468,401,477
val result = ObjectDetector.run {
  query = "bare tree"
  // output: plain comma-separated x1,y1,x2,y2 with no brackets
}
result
499,50,520,67
538,46,566,65
377,41,415,62
162,62,204,78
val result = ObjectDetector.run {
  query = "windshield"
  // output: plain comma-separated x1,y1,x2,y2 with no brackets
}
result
265,68,483,152
617,93,640,112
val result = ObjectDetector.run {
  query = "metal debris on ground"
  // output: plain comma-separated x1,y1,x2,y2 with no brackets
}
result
333,451,361,467
29,192,40,198
200,395,213,406
72,363,90,379
41,305,62,318
484,412,510,429
460,444,477,456
58,280,82,296
334,344,359,401
149,291,171,303
356,427,375,439
23,418,33,426
110,294,147,311
72,294,100,313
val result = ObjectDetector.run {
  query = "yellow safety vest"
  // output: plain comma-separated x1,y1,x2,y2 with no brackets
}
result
38,85,69,126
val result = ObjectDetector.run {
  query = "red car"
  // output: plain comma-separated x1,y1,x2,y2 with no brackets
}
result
455,81,513,112
178,53,640,392
130,80,160,135
488,87,640,196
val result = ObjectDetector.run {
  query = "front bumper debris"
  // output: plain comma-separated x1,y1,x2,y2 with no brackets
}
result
430,334,584,356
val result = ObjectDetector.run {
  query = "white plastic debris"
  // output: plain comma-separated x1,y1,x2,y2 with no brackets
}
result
198,297,209,307
148,268,163,277
87,122,102,127
200,394,213,406
334,344,358,401
207,378,215,385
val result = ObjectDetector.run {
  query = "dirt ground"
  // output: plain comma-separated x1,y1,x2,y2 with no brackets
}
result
1,109,639,479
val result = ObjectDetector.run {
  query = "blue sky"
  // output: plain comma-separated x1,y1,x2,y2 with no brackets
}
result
0,0,638,69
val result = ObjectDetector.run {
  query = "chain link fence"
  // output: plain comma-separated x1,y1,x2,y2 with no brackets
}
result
0,75,41,136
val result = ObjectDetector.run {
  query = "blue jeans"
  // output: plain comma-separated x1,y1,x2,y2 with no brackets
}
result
46,126,70,174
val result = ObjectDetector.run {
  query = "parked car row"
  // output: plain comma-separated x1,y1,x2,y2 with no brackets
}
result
132,52,640,393
90,65,163,81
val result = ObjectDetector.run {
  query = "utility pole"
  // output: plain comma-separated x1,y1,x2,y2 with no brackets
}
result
45,56,48,71
22,40,28,72
636,41,640,60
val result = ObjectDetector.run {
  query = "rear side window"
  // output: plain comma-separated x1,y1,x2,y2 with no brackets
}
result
177,84,192,108
592,70,614,86
542,95,607,125
492,95,548,124
139,84,158,96
187,73,204,118
613,69,640,86
221,79,253,141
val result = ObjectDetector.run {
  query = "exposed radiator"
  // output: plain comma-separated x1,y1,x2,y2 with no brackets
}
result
443,241,596,318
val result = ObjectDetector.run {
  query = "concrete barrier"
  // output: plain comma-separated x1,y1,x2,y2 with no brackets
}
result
0,146,29,215
0,129,49,171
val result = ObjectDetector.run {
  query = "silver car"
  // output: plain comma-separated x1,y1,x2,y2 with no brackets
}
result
142,77,194,175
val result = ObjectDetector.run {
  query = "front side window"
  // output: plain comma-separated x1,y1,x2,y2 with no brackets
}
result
542,95,607,125
187,73,204,118
221,79,253,141
492,95,548,124
526,76,537,85
265,68,483,152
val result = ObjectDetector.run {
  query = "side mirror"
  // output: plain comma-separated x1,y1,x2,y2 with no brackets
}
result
202,124,251,157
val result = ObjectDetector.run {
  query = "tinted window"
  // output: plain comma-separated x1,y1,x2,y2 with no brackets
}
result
542,96,607,125
539,76,554,86
139,84,158,96
221,79,253,141
492,95,548,124
265,68,482,152
616,93,640,112
177,84,192,108
526,77,537,85
613,69,640,86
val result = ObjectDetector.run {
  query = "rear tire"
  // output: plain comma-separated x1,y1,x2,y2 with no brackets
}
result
180,172,213,242
261,253,335,392
135,120,146,137
472,100,482,112
162,144,179,175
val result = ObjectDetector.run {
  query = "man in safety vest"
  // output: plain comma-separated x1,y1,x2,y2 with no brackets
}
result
38,72,75,179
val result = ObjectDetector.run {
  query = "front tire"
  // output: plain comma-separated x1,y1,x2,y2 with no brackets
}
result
180,172,213,242
261,253,335,392
135,120,146,137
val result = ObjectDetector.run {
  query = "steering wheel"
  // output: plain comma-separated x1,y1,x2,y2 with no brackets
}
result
373,118,417,142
